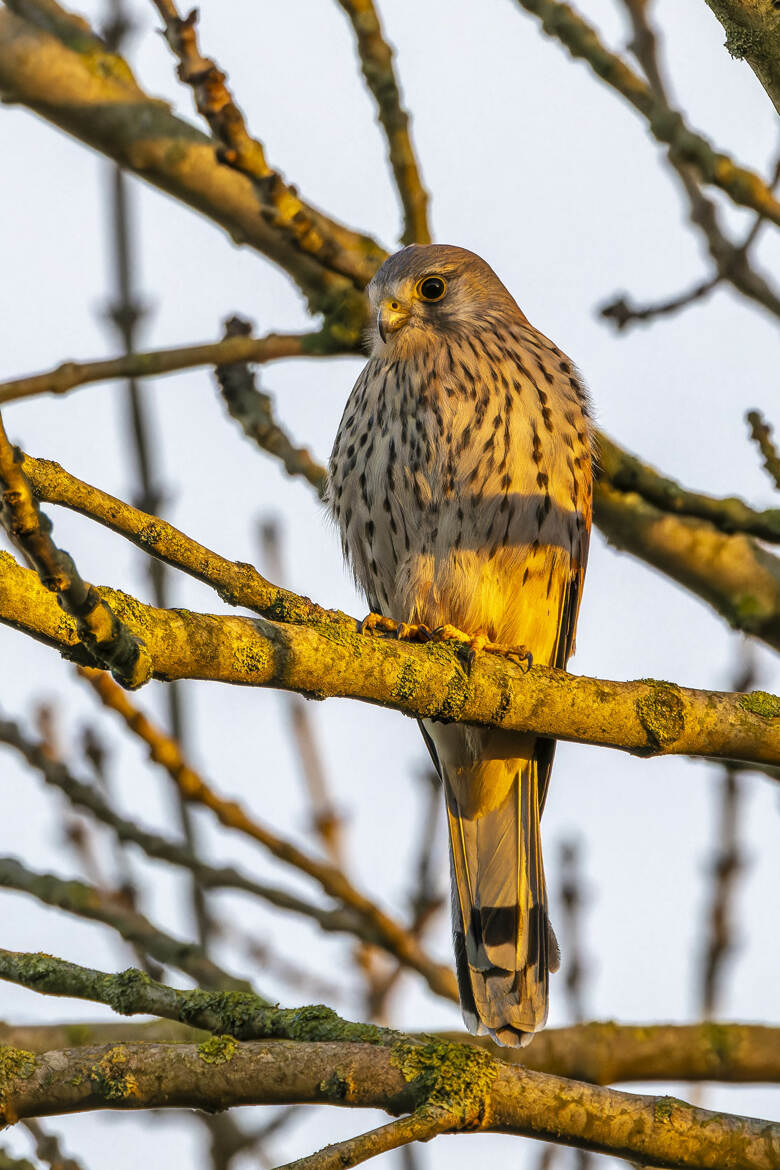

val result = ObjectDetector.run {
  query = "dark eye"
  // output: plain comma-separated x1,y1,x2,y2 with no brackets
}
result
417,275,446,302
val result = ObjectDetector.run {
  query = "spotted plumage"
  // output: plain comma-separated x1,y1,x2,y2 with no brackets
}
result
328,245,593,1046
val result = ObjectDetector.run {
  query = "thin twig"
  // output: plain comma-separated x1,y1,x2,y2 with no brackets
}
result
599,274,721,331
0,332,317,407
699,653,754,1018
215,317,328,494
746,410,780,492
334,0,430,246
0,414,151,688
101,0,211,952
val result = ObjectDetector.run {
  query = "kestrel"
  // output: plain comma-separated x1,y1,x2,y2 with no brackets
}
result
328,244,593,1046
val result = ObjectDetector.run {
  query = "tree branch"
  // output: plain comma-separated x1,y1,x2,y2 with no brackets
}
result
214,317,328,494
1,951,778,1168
0,2,382,325
0,858,251,992
511,0,780,226
334,0,431,246
0,1036,777,1167
77,666,459,1004
0,416,151,688
4,1016,778,1085
747,410,780,492
514,0,780,323
702,0,780,115
594,479,780,650
3,544,780,768
0,708,387,952
0,331,320,408
597,432,780,543
148,0,385,286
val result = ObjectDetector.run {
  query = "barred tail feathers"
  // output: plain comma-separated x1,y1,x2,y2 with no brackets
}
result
444,747,553,1048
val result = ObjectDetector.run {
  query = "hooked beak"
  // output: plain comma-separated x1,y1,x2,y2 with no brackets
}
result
377,299,409,343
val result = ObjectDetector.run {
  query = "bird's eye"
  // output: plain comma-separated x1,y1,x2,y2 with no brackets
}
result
416,275,447,302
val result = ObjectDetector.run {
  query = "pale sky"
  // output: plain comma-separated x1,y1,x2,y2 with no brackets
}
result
0,1,778,1167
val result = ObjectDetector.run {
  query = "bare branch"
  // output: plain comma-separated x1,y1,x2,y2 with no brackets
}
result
599,274,721,332
512,0,780,225
0,416,151,688
0,857,250,992
514,0,780,322
0,708,383,950
334,0,431,246
0,332,319,408
4,1015,779,1085
597,432,780,543
3,550,780,770
276,1108,453,1170
148,0,387,285
78,665,459,1004
0,3,381,323
0,1036,777,1167
214,318,328,494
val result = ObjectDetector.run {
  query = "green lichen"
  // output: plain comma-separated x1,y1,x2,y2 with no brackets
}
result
394,657,423,704
653,1095,688,1123
739,690,780,718
635,682,685,751
179,989,269,1036
391,1041,498,1126
102,966,154,1016
197,1034,238,1065
89,1046,139,1101
0,1046,36,1109
721,22,758,61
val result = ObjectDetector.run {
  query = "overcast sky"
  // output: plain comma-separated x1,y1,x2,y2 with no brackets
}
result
1,1,778,1167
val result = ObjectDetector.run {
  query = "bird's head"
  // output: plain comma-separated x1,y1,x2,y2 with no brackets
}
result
366,244,522,356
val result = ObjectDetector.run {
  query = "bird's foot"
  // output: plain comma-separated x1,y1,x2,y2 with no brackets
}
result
359,613,433,643
428,624,533,672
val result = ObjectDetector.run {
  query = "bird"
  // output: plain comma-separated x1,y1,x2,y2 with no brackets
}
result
327,244,593,1047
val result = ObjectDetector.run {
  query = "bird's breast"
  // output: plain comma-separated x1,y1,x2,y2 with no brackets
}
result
329,339,591,651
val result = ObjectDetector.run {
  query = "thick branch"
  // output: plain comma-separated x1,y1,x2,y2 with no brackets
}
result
13,411,780,664
597,433,780,543
594,480,780,650
0,951,777,1168
702,0,780,115
0,1038,776,1167
3,548,780,767
334,0,431,245
0,858,250,992
4,1018,778,1085
0,4,383,323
